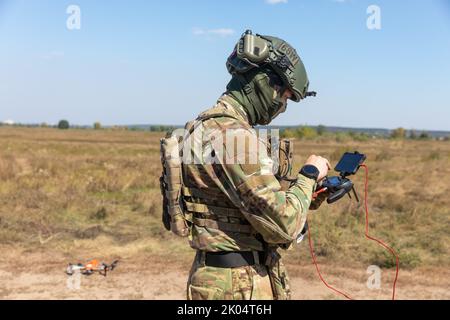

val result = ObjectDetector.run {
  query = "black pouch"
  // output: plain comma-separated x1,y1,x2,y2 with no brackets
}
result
264,248,291,300
159,175,171,231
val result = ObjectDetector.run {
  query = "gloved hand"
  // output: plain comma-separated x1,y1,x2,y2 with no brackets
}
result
309,188,329,210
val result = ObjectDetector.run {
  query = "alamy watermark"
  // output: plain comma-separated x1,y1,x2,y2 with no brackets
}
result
168,126,282,175
66,269,81,290
367,5,381,30
366,265,382,289
66,5,81,30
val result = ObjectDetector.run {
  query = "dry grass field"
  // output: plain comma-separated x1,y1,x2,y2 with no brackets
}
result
0,126,449,299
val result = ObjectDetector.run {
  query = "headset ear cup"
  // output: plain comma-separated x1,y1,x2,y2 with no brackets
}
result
229,30,271,73
239,32,270,63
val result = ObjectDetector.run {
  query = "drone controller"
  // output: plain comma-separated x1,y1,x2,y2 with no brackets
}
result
296,151,366,244
320,176,355,203
314,151,366,204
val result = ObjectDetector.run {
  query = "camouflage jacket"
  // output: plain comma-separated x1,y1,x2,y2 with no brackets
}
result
181,94,316,252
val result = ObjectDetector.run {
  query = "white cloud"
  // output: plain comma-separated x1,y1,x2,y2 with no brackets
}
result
192,28,235,37
265,0,288,4
208,28,235,36
192,27,206,35
42,51,65,60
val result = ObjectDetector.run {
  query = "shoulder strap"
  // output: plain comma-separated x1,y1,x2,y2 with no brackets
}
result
185,111,243,139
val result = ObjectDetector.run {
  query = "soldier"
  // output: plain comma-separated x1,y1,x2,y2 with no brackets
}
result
162,30,330,300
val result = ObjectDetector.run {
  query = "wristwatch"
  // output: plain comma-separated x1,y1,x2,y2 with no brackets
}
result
299,164,320,182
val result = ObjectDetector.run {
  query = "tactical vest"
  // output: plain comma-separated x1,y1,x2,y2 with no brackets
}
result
160,99,255,237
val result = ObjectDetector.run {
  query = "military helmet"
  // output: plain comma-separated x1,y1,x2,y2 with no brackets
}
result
226,30,315,102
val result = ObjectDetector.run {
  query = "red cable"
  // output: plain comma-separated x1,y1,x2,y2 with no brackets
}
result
307,163,400,300
307,221,354,300
360,164,399,300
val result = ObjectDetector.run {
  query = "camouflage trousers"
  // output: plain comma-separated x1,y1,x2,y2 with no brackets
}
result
186,251,291,300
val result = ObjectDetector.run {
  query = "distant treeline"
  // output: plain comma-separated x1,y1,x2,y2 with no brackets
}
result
279,125,450,141
1,121,449,141
0,121,179,133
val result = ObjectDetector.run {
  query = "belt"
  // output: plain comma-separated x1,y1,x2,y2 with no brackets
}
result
202,251,265,268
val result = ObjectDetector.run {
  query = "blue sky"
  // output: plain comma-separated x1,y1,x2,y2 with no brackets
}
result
1,0,449,130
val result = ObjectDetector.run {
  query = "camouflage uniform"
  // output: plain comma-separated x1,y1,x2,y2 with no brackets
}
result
183,94,317,300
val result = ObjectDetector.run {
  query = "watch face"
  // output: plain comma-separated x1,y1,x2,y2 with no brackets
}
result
301,165,319,180
304,165,318,175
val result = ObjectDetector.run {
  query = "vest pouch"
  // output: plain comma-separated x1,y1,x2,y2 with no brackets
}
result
160,133,189,237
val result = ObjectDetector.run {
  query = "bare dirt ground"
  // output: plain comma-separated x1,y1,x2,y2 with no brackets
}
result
1,247,448,300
